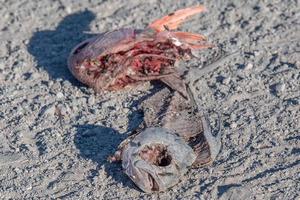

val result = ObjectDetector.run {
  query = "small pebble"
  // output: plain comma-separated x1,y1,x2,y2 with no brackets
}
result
31,72,40,80
254,50,260,56
62,80,72,88
230,122,237,129
14,167,21,174
271,83,285,95
48,80,54,87
123,108,130,114
23,39,29,45
295,61,300,69
222,77,231,85
42,104,56,117
230,113,237,121
51,82,61,91
244,63,253,70
88,95,95,105
56,92,64,99
66,6,72,14
274,82,285,94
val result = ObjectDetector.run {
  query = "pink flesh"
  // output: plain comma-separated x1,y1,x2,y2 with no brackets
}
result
82,38,190,89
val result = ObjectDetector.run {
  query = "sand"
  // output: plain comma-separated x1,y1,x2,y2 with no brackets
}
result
0,0,299,199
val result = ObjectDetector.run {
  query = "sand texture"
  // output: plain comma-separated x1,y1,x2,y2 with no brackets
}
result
0,0,299,199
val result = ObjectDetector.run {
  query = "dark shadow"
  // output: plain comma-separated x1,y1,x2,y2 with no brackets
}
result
242,159,300,183
28,10,96,83
74,124,137,190
218,183,242,197
194,177,218,197
269,83,281,96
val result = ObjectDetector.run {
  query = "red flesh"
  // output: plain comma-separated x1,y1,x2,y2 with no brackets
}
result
81,37,191,90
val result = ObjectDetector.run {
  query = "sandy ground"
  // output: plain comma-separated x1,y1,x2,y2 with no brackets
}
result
0,0,299,199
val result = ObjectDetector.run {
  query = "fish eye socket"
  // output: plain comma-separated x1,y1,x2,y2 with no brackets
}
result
159,154,172,166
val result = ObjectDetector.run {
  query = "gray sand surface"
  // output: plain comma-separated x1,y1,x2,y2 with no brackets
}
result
0,0,299,199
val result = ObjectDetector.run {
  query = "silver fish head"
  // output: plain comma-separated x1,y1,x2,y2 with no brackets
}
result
122,127,196,193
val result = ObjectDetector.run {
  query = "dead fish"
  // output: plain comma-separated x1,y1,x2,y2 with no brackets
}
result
68,5,212,98
109,87,221,192
122,128,196,193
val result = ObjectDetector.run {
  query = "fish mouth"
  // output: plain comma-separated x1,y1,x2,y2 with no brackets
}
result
139,143,172,167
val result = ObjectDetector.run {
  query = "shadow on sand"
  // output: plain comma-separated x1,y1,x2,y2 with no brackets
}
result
27,10,95,83
73,125,138,190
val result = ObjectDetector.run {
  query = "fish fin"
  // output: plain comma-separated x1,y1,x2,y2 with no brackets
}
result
148,5,207,32
173,31,207,43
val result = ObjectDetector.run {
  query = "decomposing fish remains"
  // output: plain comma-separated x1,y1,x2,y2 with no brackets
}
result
68,5,211,98
69,5,220,193
109,88,221,192
122,128,197,193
